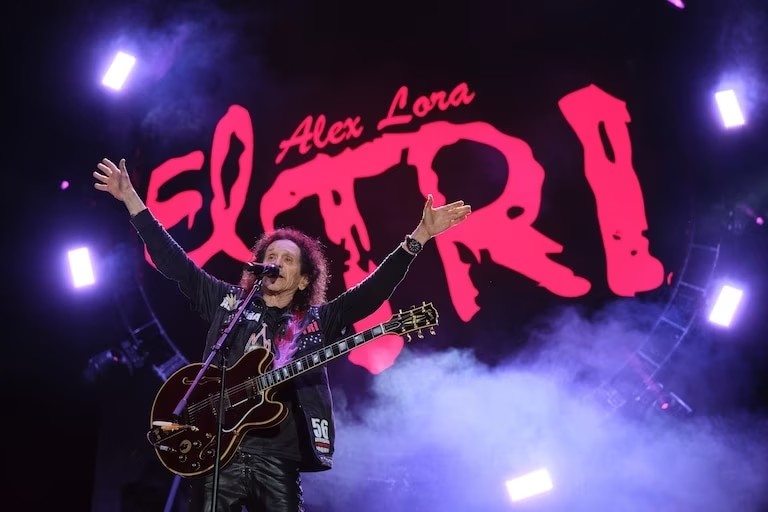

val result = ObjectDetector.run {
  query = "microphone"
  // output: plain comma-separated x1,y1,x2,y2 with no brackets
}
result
244,262,280,277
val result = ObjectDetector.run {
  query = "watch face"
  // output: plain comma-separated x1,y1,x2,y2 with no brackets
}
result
407,237,422,253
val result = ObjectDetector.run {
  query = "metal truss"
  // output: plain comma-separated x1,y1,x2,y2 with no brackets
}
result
593,203,726,418
84,244,189,383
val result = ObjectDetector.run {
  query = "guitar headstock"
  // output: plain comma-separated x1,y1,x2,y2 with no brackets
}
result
385,302,439,342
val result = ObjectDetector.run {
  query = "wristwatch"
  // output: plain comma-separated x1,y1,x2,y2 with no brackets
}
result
404,235,423,255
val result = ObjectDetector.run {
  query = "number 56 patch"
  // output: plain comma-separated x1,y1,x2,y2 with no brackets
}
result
311,417,331,453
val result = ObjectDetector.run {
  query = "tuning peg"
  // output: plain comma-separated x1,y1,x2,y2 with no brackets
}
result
417,329,424,339
429,327,436,335
406,333,412,342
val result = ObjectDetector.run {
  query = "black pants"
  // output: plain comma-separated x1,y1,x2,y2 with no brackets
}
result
192,451,304,512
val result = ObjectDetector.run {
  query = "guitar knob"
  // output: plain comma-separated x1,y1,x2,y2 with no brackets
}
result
178,455,187,463
192,441,201,448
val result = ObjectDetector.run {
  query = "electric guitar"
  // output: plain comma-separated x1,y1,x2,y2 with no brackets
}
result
146,302,438,477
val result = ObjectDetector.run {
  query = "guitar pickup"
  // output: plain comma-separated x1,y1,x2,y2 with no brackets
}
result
208,393,232,415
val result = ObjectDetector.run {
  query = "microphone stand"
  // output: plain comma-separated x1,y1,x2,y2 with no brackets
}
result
169,275,267,512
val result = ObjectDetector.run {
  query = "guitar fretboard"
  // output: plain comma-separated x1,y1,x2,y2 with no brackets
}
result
251,321,394,391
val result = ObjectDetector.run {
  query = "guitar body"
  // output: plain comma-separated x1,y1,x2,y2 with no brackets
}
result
149,347,288,477
146,302,439,478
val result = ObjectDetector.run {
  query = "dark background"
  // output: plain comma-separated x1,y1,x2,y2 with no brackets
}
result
3,0,768,510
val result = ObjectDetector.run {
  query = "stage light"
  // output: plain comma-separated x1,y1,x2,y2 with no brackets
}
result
68,246,96,288
505,468,553,503
666,0,685,9
714,89,745,128
102,51,136,91
708,284,744,327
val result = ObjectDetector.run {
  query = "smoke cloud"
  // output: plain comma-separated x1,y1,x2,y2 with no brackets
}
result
303,301,768,511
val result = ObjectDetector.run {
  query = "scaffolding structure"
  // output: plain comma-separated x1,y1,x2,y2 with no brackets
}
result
84,244,189,384
593,202,727,419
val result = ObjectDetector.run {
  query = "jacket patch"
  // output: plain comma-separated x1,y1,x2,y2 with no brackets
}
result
244,310,261,322
303,320,320,333
244,323,271,354
219,293,242,311
311,417,331,454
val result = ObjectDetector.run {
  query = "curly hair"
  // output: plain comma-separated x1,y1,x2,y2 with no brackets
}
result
239,227,330,311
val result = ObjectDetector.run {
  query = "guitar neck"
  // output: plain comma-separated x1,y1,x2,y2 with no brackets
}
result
252,321,389,391
247,302,438,391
